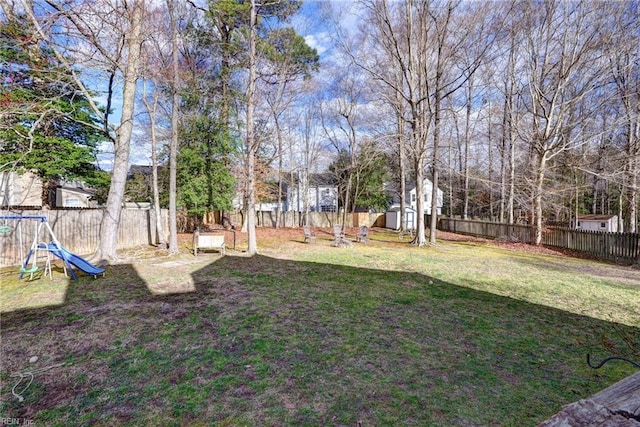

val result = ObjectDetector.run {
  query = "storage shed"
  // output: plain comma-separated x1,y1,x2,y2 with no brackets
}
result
385,206,416,230
576,214,618,233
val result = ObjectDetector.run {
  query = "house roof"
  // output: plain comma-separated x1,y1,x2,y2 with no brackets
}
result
578,214,616,221
58,186,95,197
128,165,153,179
310,173,337,186
407,178,436,190
285,172,337,187
386,205,416,213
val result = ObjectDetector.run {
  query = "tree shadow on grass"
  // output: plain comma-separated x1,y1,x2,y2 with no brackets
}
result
0,254,637,426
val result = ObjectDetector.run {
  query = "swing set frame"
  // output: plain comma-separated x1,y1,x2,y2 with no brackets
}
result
0,215,73,280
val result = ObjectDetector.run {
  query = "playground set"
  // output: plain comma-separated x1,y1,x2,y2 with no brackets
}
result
0,215,104,280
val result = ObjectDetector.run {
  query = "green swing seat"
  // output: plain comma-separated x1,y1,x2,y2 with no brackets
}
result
20,266,39,274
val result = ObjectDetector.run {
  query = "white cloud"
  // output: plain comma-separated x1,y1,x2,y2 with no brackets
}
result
304,32,330,57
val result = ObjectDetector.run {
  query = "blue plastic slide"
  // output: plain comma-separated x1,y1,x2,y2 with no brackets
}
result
47,243,105,280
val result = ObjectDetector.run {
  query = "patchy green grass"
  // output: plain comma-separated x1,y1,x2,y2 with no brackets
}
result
0,229,638,426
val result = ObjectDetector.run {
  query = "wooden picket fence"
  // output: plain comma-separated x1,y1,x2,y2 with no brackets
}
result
0,208,168,267
439,218,640,264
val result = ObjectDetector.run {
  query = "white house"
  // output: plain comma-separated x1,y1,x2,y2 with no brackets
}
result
231,172,339,213
408,178,443,215
286,172,338,213
0,171,43,207
576,214,619,232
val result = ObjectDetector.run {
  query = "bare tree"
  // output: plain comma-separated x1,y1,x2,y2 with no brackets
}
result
319,68,365,230
100,2,145,261
519,1,608,244
292,98,326,227
22,0,146,261
140,74,167,248
499,19,520,225
353,0,433,245
139,3,176,249
606,2,640,233
352,0,491,245
27,0,147,261
260,27,318,228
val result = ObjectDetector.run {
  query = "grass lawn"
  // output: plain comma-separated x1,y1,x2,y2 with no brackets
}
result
1,228,638,426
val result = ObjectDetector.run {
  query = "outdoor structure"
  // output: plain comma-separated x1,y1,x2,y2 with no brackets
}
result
0,215,104,280
55,186,96,208
0,208,169,268
540,371,639,426
0,172,101,209
408,178,444,215
576,214,619,232
0,171,43,208
385,205,416,230
192,231,226,256
287,172,338,213
232,171,341,215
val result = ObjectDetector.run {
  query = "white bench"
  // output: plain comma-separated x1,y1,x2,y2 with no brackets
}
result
193,233,226,256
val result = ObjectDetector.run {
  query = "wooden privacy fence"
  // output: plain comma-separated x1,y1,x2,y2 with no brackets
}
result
439,218,640,264
0,208,168,267
228,210,386,229
439,218,535,243
544,227,640,263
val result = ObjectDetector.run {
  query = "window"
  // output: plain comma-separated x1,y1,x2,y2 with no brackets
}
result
577,221,581,227
411,194,416,202
64,197,81,207
600,222,607,228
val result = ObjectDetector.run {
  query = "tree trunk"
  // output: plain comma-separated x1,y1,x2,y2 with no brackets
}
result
397,100,407,232
414,155,427,245
626,119,639,233
95,3,144,262
499,98,507,223
429,72,444,245
276,120,283,229
141,79,166,247
487,100,494,221
168,0,179,253
533,150,547,245
246,0,258,255
462,77,472,220
508,128,515,224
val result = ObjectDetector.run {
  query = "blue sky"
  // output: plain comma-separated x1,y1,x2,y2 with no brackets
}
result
95,0,354,170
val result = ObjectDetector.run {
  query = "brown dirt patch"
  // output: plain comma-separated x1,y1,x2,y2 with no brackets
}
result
181,226,614,261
